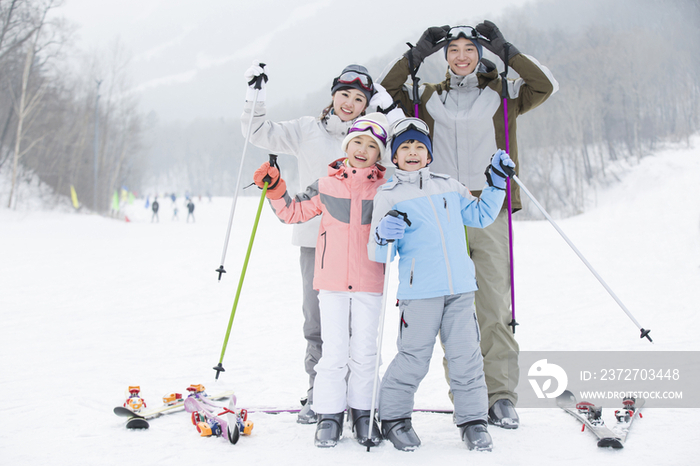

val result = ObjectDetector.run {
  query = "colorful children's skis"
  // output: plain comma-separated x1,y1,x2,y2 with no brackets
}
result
185,392,253,444
113,384,235,429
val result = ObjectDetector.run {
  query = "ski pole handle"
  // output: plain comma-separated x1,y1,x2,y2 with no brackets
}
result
262,154,279,187
386,209,411,227
248,62,268,89
383,209,412,244
501,44,510,100
500,160,516,179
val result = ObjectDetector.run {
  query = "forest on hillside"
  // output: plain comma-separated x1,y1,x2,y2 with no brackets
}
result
1,0,698,216
0,0,146,211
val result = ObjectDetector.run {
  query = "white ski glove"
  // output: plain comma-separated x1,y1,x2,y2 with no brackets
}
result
244,60,267,102
369,83,405,125
369,83,392,110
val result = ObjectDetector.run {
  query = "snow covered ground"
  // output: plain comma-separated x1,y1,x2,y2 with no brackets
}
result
1,139,699,465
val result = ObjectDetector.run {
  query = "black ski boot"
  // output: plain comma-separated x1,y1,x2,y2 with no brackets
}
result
488,399,519,429
459,420,493,451
381,418,421,451
349,408,382,447
314,412,345,447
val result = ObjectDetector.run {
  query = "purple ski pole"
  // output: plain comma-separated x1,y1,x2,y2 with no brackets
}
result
501,44,518,334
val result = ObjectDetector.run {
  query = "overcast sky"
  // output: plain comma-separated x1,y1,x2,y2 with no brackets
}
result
56,0,535,122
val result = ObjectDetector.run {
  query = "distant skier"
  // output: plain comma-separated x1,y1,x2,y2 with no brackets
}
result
186,200,195,223
151,198,160,223
172,206,179,221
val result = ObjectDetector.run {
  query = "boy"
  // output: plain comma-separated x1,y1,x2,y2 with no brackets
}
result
367,117,514,451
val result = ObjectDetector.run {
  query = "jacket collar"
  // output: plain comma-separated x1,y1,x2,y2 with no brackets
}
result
328,158,386,181
394,167,432,188
323,112,355,138
443,58,498,92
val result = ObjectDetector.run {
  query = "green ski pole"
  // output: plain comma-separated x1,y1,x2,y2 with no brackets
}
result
214,154,279,379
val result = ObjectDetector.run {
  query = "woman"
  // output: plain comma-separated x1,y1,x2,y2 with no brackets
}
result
241,63,386,424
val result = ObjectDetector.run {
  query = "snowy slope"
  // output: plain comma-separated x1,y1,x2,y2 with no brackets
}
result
1,139,698,465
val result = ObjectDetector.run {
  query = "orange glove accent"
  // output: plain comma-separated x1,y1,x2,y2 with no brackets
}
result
253,162,287,200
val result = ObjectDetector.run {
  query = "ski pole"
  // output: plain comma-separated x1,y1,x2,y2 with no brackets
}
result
216,64,267,281
405,43,421,118
506,170,652,343
367,211,411,452
213,154,279,379
500,43,519,334
412,71,420,118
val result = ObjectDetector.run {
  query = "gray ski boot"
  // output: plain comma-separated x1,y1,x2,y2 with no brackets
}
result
314,412,345,448
381,418,421,451
459,421,493,451
349,408,382,447
297,398,317,424
488,399,519,429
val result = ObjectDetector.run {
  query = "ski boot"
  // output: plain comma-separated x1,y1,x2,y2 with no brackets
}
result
488,399,519,429
349,408,382,447
381,418,421,451
314,412,345,448
459,421,493,451
297,396,317,424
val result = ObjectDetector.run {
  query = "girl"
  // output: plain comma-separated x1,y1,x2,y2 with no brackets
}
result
242,63,390,424
253,113,390,448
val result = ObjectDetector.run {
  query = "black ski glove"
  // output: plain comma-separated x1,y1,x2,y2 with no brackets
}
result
476,20,520,62
404,25,450,68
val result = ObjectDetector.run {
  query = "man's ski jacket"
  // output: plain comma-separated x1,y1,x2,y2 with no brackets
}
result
380,53,558,211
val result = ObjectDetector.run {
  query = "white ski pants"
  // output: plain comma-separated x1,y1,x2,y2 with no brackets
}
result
312,290,382,414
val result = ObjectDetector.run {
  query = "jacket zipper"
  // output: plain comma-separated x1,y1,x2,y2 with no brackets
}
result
444,197,450,222
400,310,408,338
409,258,415,288
320,231,327,269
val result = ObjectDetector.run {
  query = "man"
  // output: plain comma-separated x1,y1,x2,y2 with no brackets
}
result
380,21,558,428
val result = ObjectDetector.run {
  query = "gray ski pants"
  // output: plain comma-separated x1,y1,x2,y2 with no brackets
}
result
300,246,322,402
379,292,488,426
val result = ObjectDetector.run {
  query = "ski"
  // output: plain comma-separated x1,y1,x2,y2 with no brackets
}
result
113,385,152,429
184,392,253,444
556,390,623,449
243,407,454,415
611,395,644,444
114,384,235,429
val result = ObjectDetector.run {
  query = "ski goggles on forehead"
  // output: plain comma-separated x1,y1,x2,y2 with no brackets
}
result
391,118,430,138
334,71,374,91
348,119,387,144
446,25,479,42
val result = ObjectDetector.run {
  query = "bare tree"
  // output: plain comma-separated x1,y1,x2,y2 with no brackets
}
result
6,0,59,208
